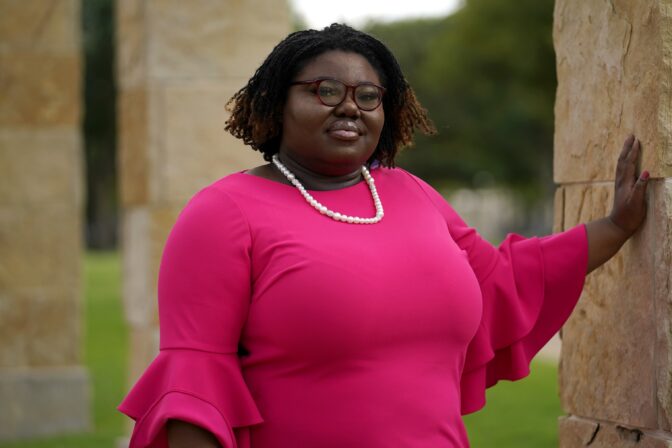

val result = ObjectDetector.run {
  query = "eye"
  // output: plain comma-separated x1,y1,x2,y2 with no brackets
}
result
356,86,381,104
357,91,379,101
318,85,339,97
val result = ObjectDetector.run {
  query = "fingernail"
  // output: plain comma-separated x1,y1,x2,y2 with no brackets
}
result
641,170,650,180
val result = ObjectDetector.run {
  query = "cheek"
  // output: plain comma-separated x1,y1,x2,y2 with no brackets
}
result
283,100,328,133
368,111,385,140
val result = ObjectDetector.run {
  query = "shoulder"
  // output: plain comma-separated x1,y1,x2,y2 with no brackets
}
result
376,166,448,208
375,166,433,190
172,173,252,238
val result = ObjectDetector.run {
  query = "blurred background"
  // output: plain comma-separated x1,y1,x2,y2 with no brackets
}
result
0,0,562,446
84,0,557,251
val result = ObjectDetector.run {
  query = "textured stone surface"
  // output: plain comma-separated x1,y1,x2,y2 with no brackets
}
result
127,325,159,388
0,0,79,54
655,179,672,430
118,89,149,206
0,54,80,126
0,204,82,292
121,207,152,327
0,367,90,441
0,129,83,206
115,0,147,89
559,416,672,448
0,288,81,368
157,80,268,204
553,0,672,183
121,205,182,327
553,186,565,233
558,182,659,429
147,0,290,79
0,0,89,438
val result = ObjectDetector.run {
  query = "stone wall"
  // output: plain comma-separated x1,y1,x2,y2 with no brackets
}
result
0,0,90,440
554,0,672,446
116,0,291,409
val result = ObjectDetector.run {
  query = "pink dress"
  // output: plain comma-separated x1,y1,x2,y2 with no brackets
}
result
118,167,587,447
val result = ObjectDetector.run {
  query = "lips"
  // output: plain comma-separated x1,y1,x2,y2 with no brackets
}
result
327,120,362,141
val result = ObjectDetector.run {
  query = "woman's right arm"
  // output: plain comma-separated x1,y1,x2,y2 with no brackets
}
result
167,420,221,448
117,186,263,448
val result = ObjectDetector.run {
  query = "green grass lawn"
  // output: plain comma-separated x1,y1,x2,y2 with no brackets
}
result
1,252,562,447
463,362,562,447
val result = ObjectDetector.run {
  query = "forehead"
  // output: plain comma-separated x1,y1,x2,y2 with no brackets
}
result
295,50,382,85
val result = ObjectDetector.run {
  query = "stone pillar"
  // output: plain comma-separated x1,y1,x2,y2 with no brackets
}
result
0,0,90,441
116,0,290,410
554,1,672,446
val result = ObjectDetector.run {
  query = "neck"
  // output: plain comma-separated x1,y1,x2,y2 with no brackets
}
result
275,152,364,191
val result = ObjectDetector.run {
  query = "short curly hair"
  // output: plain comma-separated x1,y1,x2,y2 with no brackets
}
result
224,23,436,167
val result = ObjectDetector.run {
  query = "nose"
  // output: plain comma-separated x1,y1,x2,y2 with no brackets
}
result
333,88,361,118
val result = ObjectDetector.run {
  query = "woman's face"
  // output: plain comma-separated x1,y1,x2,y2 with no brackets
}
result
279,50,385,177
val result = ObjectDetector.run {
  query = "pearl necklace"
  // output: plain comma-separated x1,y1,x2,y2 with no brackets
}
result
271,154,384,224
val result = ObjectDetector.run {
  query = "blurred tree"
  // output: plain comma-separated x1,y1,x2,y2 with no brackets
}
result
82,0,117,249
367,0,556,203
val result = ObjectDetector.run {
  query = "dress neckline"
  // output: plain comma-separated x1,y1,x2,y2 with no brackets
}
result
236,169,378,193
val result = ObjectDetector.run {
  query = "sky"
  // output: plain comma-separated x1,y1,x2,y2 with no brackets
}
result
288,0,461,29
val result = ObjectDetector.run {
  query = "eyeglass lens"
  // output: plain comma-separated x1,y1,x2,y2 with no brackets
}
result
317,79,382,110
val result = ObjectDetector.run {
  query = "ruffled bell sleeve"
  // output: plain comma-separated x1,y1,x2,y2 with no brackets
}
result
118,187,263,448
409,174,588,415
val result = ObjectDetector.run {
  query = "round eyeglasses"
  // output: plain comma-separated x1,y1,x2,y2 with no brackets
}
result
290,78,386,111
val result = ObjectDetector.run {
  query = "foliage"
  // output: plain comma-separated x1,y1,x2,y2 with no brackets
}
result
366,0,557,202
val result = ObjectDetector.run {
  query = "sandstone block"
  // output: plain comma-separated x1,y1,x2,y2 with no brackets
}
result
559,181,670,429
0,204,82,292
655,179,672,430
118,89,149,206
146,0,290,80
553,0,672,183
26,289,81,366
0,0,79,54
127,325,159,388
121,205,181,327
149,205,181,290
553,186,565,233
0,288,81,368
0,53,80,126
156,81,265,204
0,366,90,441
116,0,147,89
121,207,154,327
559,416,672,448
0,291,29,367
0,129,83,206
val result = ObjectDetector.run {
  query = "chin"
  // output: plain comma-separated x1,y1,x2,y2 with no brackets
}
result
326,147,372,165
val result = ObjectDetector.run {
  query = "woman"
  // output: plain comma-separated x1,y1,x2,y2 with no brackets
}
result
119,24,649,448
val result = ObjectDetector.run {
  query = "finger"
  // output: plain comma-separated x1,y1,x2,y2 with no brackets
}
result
622,138,640,182
626,138,640,163
618,134,635,160
615,135,635,183
632,170,650,201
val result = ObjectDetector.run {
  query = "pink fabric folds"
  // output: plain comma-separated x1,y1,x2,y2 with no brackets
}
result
458,226,587,414
408,173,588,415
119,349,263,448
